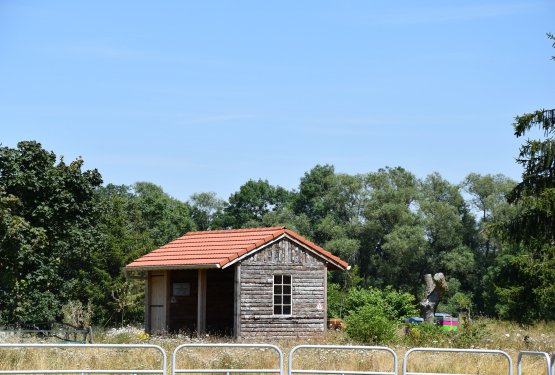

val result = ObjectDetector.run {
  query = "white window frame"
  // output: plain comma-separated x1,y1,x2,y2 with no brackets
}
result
272,274,292,316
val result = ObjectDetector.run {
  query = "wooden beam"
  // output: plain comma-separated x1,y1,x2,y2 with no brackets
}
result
323,266,327,331
197,269,207,335
145,271,150,333
233,264,241,338
165,270,170,331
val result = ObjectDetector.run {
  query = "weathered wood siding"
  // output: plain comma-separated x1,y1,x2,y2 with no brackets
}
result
239,237,327,339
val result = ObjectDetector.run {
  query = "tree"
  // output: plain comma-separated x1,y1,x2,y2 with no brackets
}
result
293,164,337,228
222,179,292,228
419,273,448,323
488,34,555,322
0,141,103,325
133,182,195,246
419,173,476,288
189,192,225,230
462,173,516,314
94,182,195,324
359,167,424,293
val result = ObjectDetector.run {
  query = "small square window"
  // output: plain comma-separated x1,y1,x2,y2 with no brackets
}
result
273,274,292,316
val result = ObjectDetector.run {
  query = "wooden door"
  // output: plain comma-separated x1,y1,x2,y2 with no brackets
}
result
149,273,166,332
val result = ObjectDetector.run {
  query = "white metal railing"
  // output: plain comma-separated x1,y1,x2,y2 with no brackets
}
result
288,345,398,375
172,344,283,375
0,343,166,374
3,342,554,375
517,351,551,375
402,347,513,375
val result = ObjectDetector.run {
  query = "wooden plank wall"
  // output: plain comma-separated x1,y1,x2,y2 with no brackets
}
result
239,237,327,339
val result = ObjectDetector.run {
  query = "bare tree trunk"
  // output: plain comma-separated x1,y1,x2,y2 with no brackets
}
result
419,273,448,323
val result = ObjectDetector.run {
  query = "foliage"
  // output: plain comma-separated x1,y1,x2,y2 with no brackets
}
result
221,179,292,228
0,141,103,325
344,304,397,344
62,300,93,328
327,283,343,319
94,182,194,324
403,322,445,347
4,125,555,327
487,35,555,323
328,282,417,328
189,192,225,230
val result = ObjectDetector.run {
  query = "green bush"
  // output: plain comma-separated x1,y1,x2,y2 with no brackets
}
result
327,282,343,318
344,305,397,344
403,322,447,347
343,286,418,321
451,320,489,348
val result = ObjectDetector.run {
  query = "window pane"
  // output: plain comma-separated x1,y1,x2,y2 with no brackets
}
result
274,305,282,315
274,285,282,294
283,285,291,295
274,295,281,304
283,305,291,315
283,295,291,304
274,275,282,284
283,275,291,284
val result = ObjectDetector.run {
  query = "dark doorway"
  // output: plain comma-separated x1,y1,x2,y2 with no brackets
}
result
168,269,197,333
206,267,234,335
168,268,234,335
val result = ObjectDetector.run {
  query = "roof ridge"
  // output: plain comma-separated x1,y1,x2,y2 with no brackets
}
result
185,226,286,236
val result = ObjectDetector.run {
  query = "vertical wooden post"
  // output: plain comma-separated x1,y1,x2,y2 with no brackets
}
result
323,265,327,331
233,264,241,338
165,270,171,331
197,269,207,335
145,271,150,333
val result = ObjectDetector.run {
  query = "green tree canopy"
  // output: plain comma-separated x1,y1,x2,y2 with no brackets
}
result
0,141,103,324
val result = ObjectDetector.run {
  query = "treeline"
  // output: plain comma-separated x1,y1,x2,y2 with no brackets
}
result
0,131,552,326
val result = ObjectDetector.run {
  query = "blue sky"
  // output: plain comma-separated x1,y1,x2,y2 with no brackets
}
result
1,1,554,201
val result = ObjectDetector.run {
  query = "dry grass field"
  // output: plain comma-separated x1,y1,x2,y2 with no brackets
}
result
0,319,554,374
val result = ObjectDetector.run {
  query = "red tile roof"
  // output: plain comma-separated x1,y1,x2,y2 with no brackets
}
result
126,226,349,271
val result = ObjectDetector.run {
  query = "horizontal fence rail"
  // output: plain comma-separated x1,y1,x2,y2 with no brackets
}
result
0,325,93,343
289,345,398,375
402,347,513,375
3,342,554,375
172,344,283,375
517,351,551,375
0,343,166,375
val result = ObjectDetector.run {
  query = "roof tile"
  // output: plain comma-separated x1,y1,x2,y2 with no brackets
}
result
126,227,349,270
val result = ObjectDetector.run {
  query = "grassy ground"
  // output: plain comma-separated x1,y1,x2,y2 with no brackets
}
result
0,318,553,374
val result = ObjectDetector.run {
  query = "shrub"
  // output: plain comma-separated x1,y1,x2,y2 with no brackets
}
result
344,304,397,344
403,322,447,347
343,286,418,321
327,283,343,319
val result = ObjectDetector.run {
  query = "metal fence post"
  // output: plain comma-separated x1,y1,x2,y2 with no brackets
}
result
517,351,551,375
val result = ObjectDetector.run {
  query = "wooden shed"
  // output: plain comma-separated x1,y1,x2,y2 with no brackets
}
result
125,226,349,339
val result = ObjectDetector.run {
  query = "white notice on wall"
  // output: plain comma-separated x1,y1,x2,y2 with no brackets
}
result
316,302,323,310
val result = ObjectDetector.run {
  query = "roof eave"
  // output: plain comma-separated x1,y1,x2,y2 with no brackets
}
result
124,264,221,272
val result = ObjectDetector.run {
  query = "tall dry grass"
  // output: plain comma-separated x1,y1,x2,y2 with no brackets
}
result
0,319,553,374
